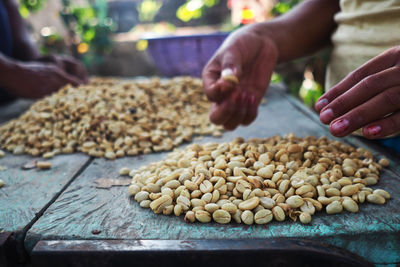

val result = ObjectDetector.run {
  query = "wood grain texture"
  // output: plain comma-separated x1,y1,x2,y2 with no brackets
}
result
26,87,400,265
31,239,372,267
0,153,90,262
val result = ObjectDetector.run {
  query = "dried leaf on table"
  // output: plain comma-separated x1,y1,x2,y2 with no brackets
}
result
21,160,38,170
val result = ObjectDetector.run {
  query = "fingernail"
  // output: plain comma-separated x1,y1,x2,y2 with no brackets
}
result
316,98,329,110
320,108,334,123
232,67,238,76
249,95,256,105
366,125,381,136
241,91,247,104
331,118,349,134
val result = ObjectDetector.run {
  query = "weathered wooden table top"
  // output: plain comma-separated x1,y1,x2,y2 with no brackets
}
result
0,85,399,267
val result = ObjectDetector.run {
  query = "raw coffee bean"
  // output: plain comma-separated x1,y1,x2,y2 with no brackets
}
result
366,193,386,204
299,212,312,224
259,197,275,209
37,161,52,169
213,209,231,224
373,189,390,199
205,203,219,213
378,158,389,167
286,195,304,209
184,211,195,223
241,210,254,225
195,210,212,223
272,206,285,222
342,199,359,213
254,209,273,224
221,203,237,214
326,200,343,214
135,191,149,202
238,197,260,210
119,167,131,176
150,195,172,214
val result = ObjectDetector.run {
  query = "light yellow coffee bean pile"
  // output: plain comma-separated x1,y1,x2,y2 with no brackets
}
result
126,134,390,225
0,77,221,159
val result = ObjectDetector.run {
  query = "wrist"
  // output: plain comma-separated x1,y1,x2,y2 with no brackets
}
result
247,22,280,63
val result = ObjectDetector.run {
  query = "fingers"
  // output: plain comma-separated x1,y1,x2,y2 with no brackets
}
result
202,48,242,103
315,47,400,112
223,92,249,130
319,66,400,124
57,68,82,87
242,94,259,125
209,98,235,126
362,111,400,139
202,63,229,103
209,90,259,130
62,57,89,83
329,86,400,137
37,54,65,69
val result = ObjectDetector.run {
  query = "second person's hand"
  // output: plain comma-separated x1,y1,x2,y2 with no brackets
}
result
6,61,84,99
202,26,278,130
316,46,400,139
37,54,89,84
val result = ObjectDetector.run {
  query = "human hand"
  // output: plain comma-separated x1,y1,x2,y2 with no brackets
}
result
202,27,278,130
7,61,82,99
316,46,400,139
37,54,88,83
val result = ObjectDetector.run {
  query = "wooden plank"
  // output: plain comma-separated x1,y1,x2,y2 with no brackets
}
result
0,99,34,125
0,232,13,267
31,239,372,267
0,153,91,262
26,86,400,265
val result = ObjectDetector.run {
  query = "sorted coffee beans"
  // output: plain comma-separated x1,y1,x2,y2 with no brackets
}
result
127,134,390,224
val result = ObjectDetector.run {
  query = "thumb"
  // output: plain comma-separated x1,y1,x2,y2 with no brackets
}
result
202,49,242,103
58,68,83,87
218,50,242,95
220,50,242,79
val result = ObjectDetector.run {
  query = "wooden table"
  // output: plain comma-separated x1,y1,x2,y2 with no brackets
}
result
0,85,399,267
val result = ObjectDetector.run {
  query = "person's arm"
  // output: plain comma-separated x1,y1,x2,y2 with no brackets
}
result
0,53,80,99
202,0,340,130
252,0,339,63
3,0,88,82
3,0,40,60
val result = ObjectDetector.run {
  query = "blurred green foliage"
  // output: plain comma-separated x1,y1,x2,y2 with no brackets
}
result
271,0,302,16
18,0,46,18
299,77,323,107
137,0,162,22
176,0,219,22
60,0,114,67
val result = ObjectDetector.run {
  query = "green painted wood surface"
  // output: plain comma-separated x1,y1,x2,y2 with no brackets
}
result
26,87,400,265
0,98,93,262
0,153,91,260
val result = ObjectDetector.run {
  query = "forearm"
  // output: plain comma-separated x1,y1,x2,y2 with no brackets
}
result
0,53,19,89
3,0,40,60
249,0,340,63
